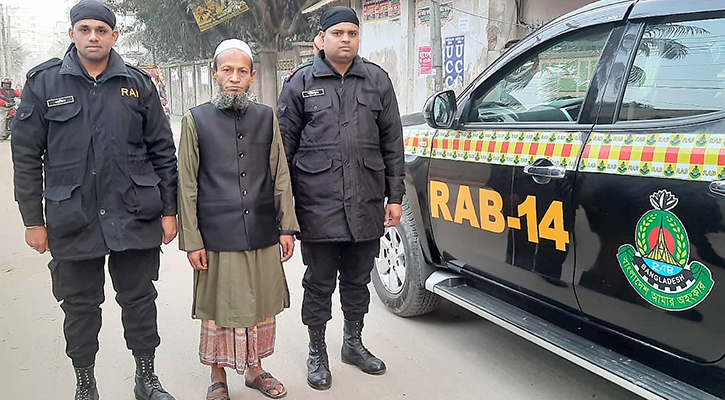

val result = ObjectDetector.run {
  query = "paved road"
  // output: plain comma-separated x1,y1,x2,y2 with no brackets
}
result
0,119,641,399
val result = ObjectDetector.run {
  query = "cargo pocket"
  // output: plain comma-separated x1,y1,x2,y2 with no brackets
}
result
44,102,81,123
294,156,338,202
130,173,163,220
16,102,35,121
357,94,383,119
303,95,333,133
44,184,89,237
361,156,386,202
47,259,64,302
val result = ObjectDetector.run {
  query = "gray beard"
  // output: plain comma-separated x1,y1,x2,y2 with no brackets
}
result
211,87,250,110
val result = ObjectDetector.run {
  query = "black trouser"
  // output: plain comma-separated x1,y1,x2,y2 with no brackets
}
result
48,248,161,368
301,240,380,328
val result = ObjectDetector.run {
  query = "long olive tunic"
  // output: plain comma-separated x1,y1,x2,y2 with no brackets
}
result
178,111,299,328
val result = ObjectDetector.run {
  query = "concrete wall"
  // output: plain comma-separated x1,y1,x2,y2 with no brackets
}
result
359,0,523,115
522,0,594,26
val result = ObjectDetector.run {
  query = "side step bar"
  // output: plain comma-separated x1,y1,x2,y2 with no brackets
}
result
425,271,718,400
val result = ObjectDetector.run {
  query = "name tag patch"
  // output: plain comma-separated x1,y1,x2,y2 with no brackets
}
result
302,88,325,98
47,95,75,108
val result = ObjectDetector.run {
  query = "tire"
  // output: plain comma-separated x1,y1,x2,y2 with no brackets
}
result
372,197,440,317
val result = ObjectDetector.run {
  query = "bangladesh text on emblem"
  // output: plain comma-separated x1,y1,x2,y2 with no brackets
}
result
617,190,715,311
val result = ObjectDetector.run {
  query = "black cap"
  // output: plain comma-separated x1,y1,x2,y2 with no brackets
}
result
71,0,116,30
320,6,359,32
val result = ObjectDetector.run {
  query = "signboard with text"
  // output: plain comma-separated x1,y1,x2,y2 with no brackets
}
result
444,35,465,87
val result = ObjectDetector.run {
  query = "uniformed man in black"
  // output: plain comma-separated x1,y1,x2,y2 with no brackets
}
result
278,6,405,391
11,2,177,400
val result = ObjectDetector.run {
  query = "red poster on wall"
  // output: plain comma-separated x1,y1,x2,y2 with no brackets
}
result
419,46,432,75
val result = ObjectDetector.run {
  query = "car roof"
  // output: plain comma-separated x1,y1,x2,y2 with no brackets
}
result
547,0,723,29
545,0,635,29
629,0,725,20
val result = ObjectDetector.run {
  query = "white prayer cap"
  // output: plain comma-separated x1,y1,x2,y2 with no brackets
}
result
214,39,253,62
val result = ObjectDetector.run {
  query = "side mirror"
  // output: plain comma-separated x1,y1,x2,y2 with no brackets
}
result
423,90,457,129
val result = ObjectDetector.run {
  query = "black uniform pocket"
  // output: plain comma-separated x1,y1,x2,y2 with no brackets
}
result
44,184,90,237
129,173,163,220
47,259,64,302
360,156,386,202
44,102,83,154
357,94,383,119
293,156,339,202
16,102,34,121
303,95,333,132
44,102,81,122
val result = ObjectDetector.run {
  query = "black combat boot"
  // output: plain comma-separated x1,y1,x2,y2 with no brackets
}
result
74,364,100,400
133,355,175,400
341,319,386,375
307,327,332,390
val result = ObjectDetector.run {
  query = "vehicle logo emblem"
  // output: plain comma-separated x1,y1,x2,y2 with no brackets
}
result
617,162,627,174
718,168,725,180
664,164,675,178
639,163,651,176
624,134,634,146
689,166,701,180
597,161,606,172
603,134,613,145
696,134,708,147
533,132,541,142
549,133,557,142
646,134,657,146
617,190,714,311
670,134,682,146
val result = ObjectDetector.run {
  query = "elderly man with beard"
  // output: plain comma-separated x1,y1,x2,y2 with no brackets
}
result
177,39,299,400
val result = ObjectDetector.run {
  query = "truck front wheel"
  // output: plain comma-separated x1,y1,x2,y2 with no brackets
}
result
372,199,440,317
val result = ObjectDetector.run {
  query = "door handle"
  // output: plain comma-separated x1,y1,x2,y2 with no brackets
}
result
709,180,725,196
523,165,566,179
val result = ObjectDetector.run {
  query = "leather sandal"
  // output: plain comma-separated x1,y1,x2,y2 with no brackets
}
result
206,382,231,400
244,372,287,399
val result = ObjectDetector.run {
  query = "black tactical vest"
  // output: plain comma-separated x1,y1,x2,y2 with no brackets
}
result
190,102,278,252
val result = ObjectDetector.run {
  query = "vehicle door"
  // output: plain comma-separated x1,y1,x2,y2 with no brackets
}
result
574,10,725,362
428,16,624,311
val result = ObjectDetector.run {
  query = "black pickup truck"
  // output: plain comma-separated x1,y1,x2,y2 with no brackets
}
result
371,1,725,398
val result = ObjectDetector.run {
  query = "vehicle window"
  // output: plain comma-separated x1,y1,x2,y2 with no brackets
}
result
467,26,612,124
619,16,725,121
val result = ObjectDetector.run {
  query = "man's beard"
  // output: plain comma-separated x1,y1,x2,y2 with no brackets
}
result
211,84,250,110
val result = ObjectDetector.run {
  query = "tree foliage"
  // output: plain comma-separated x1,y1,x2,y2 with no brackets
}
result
115,0,320,64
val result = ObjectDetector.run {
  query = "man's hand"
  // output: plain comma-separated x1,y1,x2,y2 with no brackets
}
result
384,203,403,227
280,235,295,262
161,216,177,245
25,226,49,254
187,249,208,271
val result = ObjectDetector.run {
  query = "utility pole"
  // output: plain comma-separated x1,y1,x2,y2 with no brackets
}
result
429,0,443,93
0,5,7,78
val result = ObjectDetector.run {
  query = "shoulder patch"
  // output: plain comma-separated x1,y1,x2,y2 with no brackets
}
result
286,60,313,82
26,58,62,79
